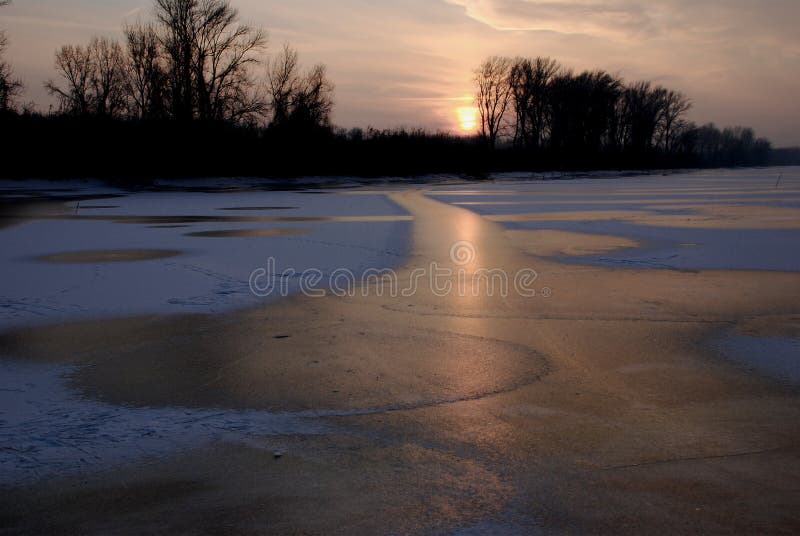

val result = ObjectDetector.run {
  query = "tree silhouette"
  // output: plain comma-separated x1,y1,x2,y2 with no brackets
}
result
685,123,771,166
267,44,334,130
548,70,622,157
267,44,299,126
42,0,267,123
124,23,166,120
0,0,22,113
472,54,729,167
154,0,266,123
46,44,95,115
89,37,127,118
292,64,334,128
620,81,668,154
657,89,692,154
475,56,513,149
155,0,195,121
46,38,127,117
509,56,558,150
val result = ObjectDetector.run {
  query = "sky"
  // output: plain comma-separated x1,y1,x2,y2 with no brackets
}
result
1,0,798,145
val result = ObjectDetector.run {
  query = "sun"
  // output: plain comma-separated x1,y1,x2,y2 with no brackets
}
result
456,106,478,133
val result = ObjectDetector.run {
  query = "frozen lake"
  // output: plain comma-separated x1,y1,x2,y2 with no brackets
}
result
1,167,799,497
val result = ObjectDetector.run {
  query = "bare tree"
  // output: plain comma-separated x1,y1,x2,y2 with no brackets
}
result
46,37,127,117
194,0,266,121
46,44,94,115
125,23,166,119
656,89,691,154
619,81,666,153
88,37,127,117
509,56,558,149
154,0,266,122
292,64,334,127
548,70,622,154
155,0,195,120
0,0,23,112
0,34,22,112
266,45,333,129
267,44,299,125
474,56,513,149
509,58,533,146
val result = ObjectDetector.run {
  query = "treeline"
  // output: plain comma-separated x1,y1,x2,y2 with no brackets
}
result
473,56,772,168
0,0,339,178
0,0,783,179
36,1,333,131
770,147,800,166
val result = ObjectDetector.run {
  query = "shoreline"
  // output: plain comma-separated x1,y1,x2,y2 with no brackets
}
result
3,166,789,193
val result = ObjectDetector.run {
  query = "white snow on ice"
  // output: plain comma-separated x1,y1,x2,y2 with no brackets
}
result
0,188,411,327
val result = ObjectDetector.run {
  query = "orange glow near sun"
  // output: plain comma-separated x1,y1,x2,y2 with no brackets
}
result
456,106,478,133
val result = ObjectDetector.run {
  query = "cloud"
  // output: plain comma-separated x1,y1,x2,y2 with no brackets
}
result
443,0,655,39
443,0,800,46
122,7,145,19
0,14,118,32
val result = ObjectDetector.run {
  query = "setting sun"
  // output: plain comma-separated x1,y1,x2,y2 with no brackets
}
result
456,106,478,133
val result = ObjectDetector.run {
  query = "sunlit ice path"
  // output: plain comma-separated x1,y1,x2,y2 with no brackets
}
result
1,170,800,533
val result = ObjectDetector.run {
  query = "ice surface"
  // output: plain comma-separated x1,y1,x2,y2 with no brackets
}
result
2,169,799,485
0,360,332,484
713,332,800,384
501,221,800,271
429,167,800,271
0,189,410,327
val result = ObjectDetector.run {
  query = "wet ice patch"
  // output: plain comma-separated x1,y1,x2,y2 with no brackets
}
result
36,249,184,263
0,361,332,484
498,220,800,271
713,332,800,384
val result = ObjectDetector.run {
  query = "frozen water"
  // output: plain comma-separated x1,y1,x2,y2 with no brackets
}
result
430,167,800,271
0,360,332,484
713,333,800,384
1,169,799,485
0,188,410,327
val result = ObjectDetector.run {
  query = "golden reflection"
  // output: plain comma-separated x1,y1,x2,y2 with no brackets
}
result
447,199,491,313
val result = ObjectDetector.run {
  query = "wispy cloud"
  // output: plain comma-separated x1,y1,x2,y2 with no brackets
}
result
442,0,655,39
122,6,145,19
0,14,118,32
442,0,800,46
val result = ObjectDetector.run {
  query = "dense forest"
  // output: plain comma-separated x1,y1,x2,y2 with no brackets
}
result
0,0,794,180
